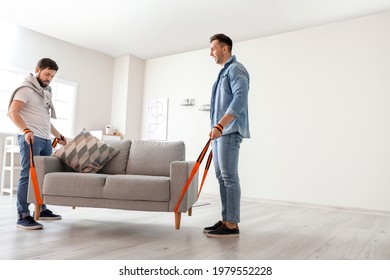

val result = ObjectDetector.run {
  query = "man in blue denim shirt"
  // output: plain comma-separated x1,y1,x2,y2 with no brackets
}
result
204,34,250,238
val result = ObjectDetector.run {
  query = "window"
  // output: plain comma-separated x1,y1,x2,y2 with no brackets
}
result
0,67,77,137
49,80,77,137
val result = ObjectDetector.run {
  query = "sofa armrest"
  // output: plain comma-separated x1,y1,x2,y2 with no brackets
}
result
169,161,198,213
27,156,73,203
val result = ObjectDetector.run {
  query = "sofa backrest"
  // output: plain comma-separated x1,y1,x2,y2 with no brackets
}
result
98,140,132,174
126,140,185,176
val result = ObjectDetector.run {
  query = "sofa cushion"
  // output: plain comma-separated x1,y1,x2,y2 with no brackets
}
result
104,175,170,202
98,140,131,174
53,129,119,173
43,173,108,198
126,141,185,176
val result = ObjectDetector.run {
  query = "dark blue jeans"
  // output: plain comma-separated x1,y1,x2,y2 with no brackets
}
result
212,132,243,224
17,135,52,218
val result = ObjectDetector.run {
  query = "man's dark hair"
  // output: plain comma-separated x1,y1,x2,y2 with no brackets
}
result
210,33,233,52
36,58,59,71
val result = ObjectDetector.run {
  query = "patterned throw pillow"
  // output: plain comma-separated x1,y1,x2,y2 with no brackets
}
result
53,129,119,173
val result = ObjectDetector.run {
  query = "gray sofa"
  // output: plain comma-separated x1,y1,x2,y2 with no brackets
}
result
27,140,198,229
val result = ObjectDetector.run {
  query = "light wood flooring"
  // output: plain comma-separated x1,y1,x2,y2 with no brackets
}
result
0,194,390,260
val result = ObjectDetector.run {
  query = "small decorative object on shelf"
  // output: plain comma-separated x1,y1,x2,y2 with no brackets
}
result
180,98,195,106
199,104,211,111
105,125,113,135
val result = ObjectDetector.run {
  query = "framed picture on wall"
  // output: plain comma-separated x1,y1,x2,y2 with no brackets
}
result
146,97,168,140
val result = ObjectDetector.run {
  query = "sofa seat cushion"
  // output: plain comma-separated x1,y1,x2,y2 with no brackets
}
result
43,173,108,199
104,175,170,202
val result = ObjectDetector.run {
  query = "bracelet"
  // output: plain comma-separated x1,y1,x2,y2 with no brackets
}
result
214,125,223,134
23,128,33,135
214,123,224,133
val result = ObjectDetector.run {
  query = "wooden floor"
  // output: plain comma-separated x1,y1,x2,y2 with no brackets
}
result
1,194,390,260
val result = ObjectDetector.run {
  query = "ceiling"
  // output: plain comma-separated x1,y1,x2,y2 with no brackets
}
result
1,0,390,60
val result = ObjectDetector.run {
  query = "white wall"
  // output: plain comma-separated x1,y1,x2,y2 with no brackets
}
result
142,12,390,212
125,55,144,141
111,56,131,136
111,55,145,140
111,54,144,140
0,20,114,135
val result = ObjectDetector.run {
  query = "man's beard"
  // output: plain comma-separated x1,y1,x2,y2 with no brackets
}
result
36,76,48,88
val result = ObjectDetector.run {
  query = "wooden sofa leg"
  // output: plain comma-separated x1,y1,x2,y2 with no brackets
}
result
34,204,41,220
188,207,192,216
175,212,181,230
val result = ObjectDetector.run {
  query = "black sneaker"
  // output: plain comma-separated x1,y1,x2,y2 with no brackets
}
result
35,209,62,220
16,216,43,230
203,221,224,233
206,224,240,238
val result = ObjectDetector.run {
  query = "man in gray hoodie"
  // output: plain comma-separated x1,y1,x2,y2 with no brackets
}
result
8,58,67,230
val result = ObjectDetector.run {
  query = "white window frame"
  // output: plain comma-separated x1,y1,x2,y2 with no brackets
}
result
49,78,78,138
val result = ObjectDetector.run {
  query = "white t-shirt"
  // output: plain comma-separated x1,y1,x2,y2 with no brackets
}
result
13,87,51,139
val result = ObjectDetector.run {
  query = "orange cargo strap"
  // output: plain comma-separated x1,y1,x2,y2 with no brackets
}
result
29,142,43,205
197,149,213,199
174,139,212,213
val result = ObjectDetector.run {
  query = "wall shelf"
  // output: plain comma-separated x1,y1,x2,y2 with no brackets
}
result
199,104,210,111
180,98,195,106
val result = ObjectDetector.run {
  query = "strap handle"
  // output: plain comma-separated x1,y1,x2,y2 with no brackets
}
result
52,134,65,148
174,139,212,213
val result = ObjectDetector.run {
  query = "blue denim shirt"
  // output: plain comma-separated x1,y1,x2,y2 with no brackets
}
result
210,55,250,138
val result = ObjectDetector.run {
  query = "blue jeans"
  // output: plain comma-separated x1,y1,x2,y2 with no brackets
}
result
17,135,51,218
212,132,243,224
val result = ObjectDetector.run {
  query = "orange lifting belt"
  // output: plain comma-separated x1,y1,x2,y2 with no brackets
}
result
29,142,43,220
174,139,213,213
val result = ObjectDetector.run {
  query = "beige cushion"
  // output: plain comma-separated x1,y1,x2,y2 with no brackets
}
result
43,172,108,198
98,140,132,174
53,129,119,173
126,140,185,176
104,175,170,201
